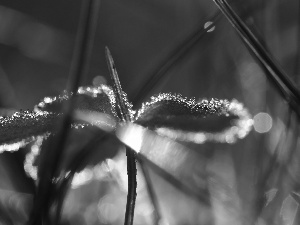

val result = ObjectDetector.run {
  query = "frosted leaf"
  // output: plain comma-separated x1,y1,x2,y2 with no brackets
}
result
121,91,135,121
135,94,253,144
0,110,56,153
35,84,117,117
24,124,120,181
0,85,118,153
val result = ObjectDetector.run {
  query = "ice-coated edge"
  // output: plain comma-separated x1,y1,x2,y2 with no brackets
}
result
135,93,253,144
35,84,117,117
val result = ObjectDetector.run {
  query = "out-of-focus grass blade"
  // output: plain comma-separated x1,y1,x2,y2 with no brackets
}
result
29,0,101,223
212,0,300,116
132,12,223,106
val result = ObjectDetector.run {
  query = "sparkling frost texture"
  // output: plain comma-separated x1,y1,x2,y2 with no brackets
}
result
0,84,116,153
135,93,253,143
0,84,252,182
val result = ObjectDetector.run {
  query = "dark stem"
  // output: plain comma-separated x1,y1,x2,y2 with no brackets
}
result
28,0,101,224
105,47,137,225
212,0,300,117
124,149,137,225
132,12,223,106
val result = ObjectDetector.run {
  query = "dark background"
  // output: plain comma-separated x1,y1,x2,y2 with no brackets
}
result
0,0,297,110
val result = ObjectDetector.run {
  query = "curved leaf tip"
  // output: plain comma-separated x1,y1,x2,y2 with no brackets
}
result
0,110,57,153
35,84,117,117
0,84,118,153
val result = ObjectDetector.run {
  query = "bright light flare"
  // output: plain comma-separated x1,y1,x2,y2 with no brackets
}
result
116,123,145,153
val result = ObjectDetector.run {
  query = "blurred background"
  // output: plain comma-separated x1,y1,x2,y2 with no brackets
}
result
0,0,299,224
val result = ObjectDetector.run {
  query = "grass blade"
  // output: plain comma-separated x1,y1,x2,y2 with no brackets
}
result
28,0,101,224
105,48,137,225
132,12,223,106
212,0,300,116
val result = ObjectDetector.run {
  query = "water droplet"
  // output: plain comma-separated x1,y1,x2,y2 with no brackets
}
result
204,21,215,32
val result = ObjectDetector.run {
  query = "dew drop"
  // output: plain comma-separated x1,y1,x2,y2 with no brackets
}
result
204,21,215,32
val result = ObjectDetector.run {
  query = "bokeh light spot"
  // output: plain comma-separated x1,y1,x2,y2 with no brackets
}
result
253,112,272,133
93,75,107,86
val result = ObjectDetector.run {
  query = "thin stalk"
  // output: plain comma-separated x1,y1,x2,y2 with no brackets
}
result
28,0,101,224
132,12,223,106
105,47,137,225
212,0,300,117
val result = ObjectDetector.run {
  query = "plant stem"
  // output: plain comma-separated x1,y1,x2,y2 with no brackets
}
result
28,0,101,224
105,47,137,225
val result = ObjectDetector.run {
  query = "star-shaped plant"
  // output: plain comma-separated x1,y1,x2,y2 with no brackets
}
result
0,46,253,224
0,1,265,224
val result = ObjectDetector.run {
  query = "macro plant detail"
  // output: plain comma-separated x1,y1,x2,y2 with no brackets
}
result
0,0,300,224
0,48,252,224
